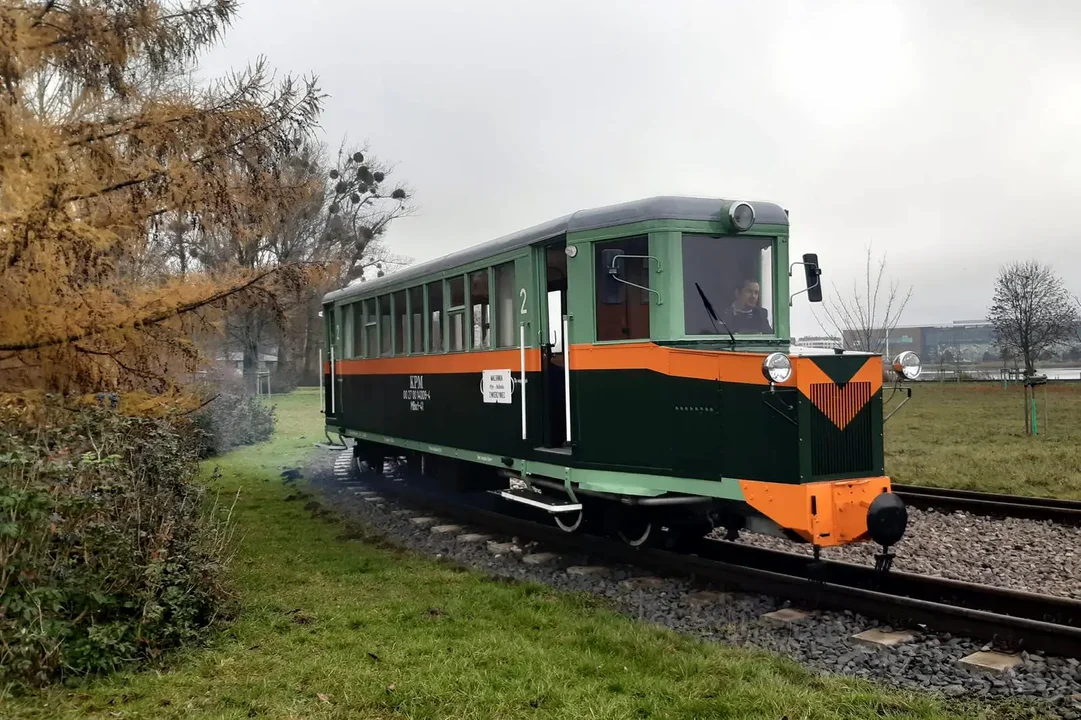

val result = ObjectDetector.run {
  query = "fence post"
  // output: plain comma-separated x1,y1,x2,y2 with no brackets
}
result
1031,391,1038,436
1023,383,1030,435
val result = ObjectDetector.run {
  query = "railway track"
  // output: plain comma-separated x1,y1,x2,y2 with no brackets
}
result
339,453,1081,658
893,484,1081,526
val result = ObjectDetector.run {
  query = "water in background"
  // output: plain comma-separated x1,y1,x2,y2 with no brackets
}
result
917,367,1081,382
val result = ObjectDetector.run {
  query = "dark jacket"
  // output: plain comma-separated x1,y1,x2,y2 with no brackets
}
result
719,304,773,335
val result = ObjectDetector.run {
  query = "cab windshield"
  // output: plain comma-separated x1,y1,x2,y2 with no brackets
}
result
682,234,775,337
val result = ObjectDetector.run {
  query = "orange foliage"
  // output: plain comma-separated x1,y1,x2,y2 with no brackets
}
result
0,1,325,400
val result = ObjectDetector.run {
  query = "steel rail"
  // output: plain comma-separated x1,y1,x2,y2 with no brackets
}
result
893,484,1081,526
342,458,1081,657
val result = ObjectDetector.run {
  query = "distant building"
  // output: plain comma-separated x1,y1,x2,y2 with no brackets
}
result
832,320,1076,364
839,321,994,363
794,335,842,349
225,352,278,374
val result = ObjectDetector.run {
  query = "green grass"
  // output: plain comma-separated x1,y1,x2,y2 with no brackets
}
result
2,388,1006,720
885,382,1081,499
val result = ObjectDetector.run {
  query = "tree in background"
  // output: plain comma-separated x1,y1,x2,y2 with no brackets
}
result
988,261,1078,377
0,0,326,402
162,138,413,391
814,246,912,355
247,141,413,390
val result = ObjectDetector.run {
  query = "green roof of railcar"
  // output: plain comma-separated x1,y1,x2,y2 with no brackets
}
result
322,195,788,304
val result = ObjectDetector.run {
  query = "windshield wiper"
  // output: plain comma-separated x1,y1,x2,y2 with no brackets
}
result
694,282,735,347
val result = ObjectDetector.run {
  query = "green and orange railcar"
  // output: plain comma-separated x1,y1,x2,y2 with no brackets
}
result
322,196,918,558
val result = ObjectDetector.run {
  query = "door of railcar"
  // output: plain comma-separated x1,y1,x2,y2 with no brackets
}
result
534,237,572,451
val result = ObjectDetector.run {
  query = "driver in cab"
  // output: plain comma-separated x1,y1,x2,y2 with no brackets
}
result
720,278,773,335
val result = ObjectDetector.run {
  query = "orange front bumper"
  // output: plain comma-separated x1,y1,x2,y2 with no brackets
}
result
738,476,894,547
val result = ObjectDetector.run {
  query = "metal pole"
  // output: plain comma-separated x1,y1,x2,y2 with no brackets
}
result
330,345,336,415
1024,383,1030,435
1032,391,1038,436
563,315,571,444
519,324,527,440
319,350,325,413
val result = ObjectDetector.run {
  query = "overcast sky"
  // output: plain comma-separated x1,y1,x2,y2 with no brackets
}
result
201,0,1081,336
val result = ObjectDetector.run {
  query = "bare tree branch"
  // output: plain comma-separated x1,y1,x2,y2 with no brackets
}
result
988,261,1078,376
813,245,912,354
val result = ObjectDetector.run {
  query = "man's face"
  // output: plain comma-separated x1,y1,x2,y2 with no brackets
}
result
736,281,760,309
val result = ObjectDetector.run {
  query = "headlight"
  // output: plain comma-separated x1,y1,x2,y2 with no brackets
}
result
762,352,792,383
892,351,921,380
729,201,755,232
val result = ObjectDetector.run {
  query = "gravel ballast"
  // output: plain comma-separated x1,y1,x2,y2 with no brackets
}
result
304,447,1081,718
725,507,1081,600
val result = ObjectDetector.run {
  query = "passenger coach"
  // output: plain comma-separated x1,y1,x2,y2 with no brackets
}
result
322,196,918,562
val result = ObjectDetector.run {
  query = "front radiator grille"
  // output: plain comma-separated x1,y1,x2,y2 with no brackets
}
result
808,382,873,476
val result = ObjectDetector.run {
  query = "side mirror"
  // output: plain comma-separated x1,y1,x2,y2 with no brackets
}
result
803,253,822,303
600,248,624,304
602,248,622,276
788,254,823,306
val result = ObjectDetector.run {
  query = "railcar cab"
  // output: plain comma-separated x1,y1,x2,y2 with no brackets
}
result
521,199,915,553
599,201,797,348
528,201,803,470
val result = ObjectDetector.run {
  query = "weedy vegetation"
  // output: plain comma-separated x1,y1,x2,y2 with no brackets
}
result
0,402,243,690
886,381,1081,499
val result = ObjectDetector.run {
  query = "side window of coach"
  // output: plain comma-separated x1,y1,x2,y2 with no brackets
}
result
448,275,466,352
363,299,376,358
494,262,516,348
392,290,407,355
470,269,490,350
427,281,444,352
594,236,650,342
351,303,362,357
379,296,392,356
325,306,337,355
409,286,423,354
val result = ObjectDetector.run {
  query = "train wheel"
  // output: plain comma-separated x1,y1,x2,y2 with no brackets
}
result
353,443,384,475
618,520,653,547
554,509,584,533
659,519,712,552
615,509,655,548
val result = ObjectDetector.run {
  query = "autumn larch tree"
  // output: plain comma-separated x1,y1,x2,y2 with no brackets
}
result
0,0,327,401
988,260,1079,377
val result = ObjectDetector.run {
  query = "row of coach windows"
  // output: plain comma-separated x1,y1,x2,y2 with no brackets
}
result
342,261,518,357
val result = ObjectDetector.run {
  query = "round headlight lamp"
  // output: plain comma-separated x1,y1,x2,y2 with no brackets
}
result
762,352,792,384
892,351,921,380
729,201,756,232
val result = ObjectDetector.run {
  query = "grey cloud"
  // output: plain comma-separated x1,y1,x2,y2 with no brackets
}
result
200,0,1081,334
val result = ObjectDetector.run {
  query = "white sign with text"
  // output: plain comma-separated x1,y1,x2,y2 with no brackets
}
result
481,369,513,404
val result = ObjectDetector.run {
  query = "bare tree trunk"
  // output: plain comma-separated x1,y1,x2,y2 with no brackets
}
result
240,309,261,394
299,307,316,386
273,311,302,392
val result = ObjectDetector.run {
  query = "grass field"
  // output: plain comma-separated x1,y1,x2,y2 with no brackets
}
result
885,381,1081,499
3,388,1001,720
